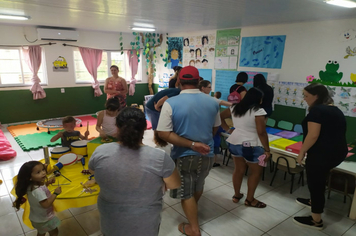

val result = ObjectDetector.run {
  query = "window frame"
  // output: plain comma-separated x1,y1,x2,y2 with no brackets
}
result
73,49,142,84
0,47,47,87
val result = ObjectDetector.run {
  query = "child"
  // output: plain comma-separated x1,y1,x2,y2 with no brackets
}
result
213,126,225,167
96,97,121,139
214,91,222,99
50,116,89,147
13,161,61,236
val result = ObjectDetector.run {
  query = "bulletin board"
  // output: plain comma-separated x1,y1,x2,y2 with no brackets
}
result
215,70,268,101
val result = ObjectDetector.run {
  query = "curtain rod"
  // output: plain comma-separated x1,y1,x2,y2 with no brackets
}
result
0,42,56,47
62,43,142,52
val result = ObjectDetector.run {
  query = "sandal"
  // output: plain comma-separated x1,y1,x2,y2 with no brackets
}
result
178,222,201,236
179,223,189,235
232,193,244,203
244,198,266,208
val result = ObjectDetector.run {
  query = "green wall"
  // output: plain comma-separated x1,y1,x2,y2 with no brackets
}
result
0,84,150,124
270,105,356,143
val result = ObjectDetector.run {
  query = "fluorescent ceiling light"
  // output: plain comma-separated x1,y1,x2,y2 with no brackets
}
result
131,27,155,32
325,0,356,8
0,14,30,20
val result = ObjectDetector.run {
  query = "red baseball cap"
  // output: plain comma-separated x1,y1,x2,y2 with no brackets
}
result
179,66,200,80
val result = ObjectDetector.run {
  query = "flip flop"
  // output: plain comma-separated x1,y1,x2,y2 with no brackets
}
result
178,223,201,236
178,223,189,235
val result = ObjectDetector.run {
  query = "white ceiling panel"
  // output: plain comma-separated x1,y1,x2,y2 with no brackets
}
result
0,0,355,33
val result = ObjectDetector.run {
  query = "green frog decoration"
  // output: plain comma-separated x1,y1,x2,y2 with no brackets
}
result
319,60,343,83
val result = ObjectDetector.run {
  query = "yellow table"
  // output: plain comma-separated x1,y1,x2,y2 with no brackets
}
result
11,158,99,229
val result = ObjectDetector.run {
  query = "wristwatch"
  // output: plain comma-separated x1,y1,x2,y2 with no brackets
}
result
191,142,195,149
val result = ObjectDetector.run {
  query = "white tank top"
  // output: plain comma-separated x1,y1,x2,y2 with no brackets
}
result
102,110,118,136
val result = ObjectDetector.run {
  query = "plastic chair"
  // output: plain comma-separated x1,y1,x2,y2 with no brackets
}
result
266,118,276,127
270,155,304,193
293,124,303,134
277,120,293,131
326,170,355,216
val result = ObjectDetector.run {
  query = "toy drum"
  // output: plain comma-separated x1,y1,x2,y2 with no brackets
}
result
71,140,88,157
50,147,70,160
58,153,78,166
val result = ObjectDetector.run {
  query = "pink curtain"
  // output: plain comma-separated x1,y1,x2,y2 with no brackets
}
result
22,46,46,100
79,47,103,97
126,50,139,96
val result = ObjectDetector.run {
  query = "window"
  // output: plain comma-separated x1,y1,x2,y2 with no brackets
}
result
109,51,142,82
73,50,108,83
73,50,142,83
0,48,47,86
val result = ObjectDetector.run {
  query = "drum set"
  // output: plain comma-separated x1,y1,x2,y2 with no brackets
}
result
49,140,90,175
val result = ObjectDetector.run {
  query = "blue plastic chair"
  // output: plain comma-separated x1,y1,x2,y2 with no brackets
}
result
294,124,303,134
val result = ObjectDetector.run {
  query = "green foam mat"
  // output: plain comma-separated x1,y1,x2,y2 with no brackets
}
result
14,130,63,151
290,135,303,142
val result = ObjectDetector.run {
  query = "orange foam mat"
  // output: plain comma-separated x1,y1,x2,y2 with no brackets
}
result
74,124,99,139
8,123,99,139
7,116,98,138
7,123,62,137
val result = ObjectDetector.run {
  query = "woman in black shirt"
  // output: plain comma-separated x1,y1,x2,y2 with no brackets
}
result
294,83,347,230
229,72,248,100
253,74,274,117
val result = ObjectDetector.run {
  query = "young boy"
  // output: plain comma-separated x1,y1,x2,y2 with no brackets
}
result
50,116,89,147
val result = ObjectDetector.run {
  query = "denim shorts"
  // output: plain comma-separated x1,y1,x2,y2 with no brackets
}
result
170,155,213,199
228,144,264,163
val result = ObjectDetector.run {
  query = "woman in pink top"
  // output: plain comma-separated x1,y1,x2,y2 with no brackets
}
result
104,65,128,108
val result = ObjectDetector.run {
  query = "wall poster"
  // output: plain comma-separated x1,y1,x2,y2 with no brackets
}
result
215,28,241,70
183,34,216,69
240,35,286,69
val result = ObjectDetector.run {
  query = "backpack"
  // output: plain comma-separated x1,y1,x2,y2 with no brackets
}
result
227,86,242,103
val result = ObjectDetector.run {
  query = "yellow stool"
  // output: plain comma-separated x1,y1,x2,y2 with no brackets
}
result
87,137,118,158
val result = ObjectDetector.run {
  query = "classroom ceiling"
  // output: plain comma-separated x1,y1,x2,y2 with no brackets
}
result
0,0,356,33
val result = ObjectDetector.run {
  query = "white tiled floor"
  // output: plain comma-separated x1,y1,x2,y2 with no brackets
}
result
0,126,355,236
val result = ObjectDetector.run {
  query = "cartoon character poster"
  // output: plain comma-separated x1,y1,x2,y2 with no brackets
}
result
53,56,68,72
240,35,286,69
183,34,216,69
167,37,183,69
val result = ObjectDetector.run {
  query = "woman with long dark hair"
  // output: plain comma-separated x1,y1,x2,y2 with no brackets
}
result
253,74,274,117
220,88,270,208
89,107,180,236
294,83,347,230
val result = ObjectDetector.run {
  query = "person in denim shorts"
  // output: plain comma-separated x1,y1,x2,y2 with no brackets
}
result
221,87,271,208
157,66,221,236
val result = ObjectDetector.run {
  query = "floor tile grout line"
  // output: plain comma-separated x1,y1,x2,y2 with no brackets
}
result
264,207,306,234
72,212,90,236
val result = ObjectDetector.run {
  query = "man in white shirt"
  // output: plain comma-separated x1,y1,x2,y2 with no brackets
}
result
157,66,221,236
